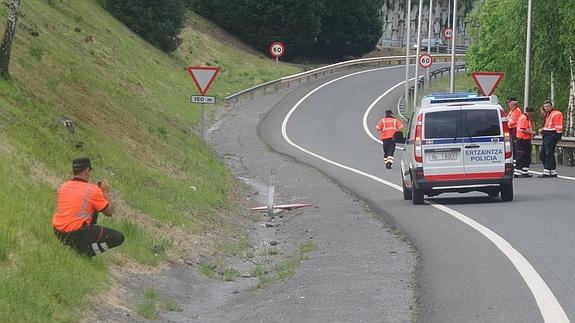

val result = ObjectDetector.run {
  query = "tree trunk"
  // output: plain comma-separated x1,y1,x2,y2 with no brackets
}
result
0,0,22,79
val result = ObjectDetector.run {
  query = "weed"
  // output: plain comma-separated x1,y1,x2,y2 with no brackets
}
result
29,44,46,61
137,288,159,320
159,299,183,312
198,261,240,281
249,264,267,277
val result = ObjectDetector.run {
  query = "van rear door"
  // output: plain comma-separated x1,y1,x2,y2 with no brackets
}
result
461,107,505,179
422,108,465,181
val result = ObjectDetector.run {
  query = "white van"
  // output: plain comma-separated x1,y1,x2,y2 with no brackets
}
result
400,93,514,205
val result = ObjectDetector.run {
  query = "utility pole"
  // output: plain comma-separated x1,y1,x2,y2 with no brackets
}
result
524,0,533,107
449,0,458,92
405,0,412,107
426,0,434,88
0,0,22,79
413,0,424,105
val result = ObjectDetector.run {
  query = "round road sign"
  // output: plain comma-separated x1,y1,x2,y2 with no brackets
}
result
419,54,433,68
269,42,285,58
444,28,453,39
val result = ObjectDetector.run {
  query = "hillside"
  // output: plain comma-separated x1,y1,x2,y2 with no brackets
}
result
0,0,300,321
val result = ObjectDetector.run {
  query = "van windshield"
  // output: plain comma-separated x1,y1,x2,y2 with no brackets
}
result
424,109,500,139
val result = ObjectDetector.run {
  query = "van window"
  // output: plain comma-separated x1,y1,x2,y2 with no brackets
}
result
462,110,500,137
424,110,459,139
424,109,500,139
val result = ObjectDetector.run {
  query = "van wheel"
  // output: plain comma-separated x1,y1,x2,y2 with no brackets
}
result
412,187,424,205
402,175,412,200
500,183,513,201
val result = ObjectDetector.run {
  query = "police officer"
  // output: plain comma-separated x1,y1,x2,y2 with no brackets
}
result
506,97,523,160
376,110,404,169
514,107,535,178
538,101,564,177
52,158,124,256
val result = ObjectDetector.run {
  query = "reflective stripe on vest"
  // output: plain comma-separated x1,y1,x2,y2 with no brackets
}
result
516,114,533,140
79,188,93,219
543,110,564,133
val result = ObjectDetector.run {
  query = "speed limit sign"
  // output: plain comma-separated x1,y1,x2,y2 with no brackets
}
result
444,28,453,39
419,54,433,68
269,42,285,59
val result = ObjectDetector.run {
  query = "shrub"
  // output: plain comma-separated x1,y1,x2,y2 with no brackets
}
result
106,0,186,52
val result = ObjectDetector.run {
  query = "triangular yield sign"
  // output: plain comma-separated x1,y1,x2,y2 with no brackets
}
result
471,72,504,96
187,66,220,96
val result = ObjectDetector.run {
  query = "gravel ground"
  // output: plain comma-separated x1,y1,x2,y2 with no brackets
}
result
93,73,416,322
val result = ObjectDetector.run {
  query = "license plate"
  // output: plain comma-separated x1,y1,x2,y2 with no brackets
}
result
429,152,458,161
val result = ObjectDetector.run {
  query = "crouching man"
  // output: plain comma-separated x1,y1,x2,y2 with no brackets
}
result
52,158,124,257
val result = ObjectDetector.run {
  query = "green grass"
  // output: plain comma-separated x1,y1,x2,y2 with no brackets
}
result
137,288,159,320
0,0,301,321
256,241,317,289
198,261,241,281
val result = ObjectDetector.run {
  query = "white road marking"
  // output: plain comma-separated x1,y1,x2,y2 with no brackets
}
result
281,69,569,323
529,170,575,181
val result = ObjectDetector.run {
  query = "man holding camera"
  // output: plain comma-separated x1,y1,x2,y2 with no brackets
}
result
52,157,124,257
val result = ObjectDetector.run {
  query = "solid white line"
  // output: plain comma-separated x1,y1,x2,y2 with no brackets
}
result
529,170,575,181
281,69,569,323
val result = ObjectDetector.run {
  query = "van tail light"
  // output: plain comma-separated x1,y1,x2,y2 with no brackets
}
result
500,109,512,159
414,113,423,163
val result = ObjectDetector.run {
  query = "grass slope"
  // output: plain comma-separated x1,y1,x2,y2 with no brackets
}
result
0,0,300,321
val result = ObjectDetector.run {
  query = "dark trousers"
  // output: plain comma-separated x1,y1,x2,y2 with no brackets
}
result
540,131,560,171
510,128,517,161
382,139,396,161
55,213,124,257
515,139,532,172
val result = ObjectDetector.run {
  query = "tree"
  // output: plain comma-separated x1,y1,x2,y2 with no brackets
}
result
191,0,324,59
106,0,186,52
0,0,22,79
466,0,571,127
312,0,385,59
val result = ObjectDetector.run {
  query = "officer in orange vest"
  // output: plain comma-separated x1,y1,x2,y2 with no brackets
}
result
506,97,523,160
514,107,536,178
53,158,124,256
538,101,564,177
376,110,404,169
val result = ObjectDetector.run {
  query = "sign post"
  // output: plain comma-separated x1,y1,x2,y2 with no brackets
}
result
269,42,285,62
471,72,504,96
187,66,220,139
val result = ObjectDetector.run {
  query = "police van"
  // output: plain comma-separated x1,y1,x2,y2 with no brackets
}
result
400,93,514,204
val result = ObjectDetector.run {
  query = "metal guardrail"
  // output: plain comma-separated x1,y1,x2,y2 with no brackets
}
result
225,54,466,103
532,136,575,167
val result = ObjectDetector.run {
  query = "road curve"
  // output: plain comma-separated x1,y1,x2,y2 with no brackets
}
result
259,65,575,322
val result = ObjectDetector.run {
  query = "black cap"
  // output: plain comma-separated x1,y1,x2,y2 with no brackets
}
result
507,96,517,103
72,157,92,172
525,107,534,112
385,110,393,116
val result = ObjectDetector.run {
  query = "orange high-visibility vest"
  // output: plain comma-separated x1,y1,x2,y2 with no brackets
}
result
376,117,403,140
507,106,522,129
516,113,533,140
543,109,564,133
52,179,109,232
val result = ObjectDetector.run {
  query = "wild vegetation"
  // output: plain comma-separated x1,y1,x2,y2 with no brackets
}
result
466,0,575,133
188,0,385,59
0,0,300,321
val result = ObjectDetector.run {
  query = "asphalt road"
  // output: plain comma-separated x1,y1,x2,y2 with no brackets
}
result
259,64,575,322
